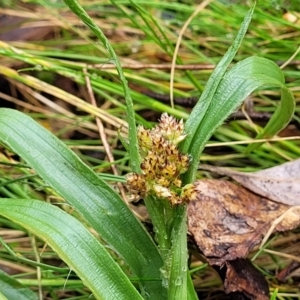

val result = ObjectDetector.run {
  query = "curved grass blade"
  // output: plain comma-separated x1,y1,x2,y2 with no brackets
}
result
0,199,142,300
184,56,294,182
0,108,165,299
246,86,294,152
181,4,256,166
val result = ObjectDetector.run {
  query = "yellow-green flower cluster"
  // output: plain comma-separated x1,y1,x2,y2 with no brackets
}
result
126,113,191,205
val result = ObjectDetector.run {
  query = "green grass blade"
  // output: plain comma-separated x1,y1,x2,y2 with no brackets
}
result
270,288,278,300
0,199,142,300
181,3,256,163
0,108,165,299
62,0,140,173
0,237,68,272
0,269,38,300
126,0,171,55
187,273,198,300
246,86,295,152
0,292,7,300
185,56,294,181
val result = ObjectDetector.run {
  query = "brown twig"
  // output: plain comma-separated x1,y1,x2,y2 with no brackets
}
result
170,0,213,108
84,68,128,204
92,63,215,70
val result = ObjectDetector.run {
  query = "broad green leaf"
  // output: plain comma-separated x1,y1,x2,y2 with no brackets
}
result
0,199,142,300
185,56,294,181
181,4,255,183
0,269,38,300
0,108,165,299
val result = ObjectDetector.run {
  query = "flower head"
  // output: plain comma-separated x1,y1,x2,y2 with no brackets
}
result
126,113,191,205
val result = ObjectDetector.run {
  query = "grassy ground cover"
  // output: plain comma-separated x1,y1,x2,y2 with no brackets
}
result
0,0,299,299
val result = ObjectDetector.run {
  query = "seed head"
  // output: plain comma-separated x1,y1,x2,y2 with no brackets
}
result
158,113,186,145
126,113,192,205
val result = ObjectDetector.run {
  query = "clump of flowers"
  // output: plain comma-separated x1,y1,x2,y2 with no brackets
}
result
126,113,193,205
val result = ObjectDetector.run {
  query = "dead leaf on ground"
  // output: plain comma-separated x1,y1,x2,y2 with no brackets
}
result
200,158,300,206
223,259,269,300
187,179,300,266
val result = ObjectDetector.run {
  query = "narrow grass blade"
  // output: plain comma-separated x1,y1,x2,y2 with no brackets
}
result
0,108,165,299
62,0,140,172
0,237,68,272
0,199,142,300
270,288,278,300
181,4,255,183
187,273,198,300
182,4,256,155
0,269,38,300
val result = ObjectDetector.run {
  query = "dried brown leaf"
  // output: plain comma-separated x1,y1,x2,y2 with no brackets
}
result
200,159,300,206
223,259,269,300
187,179,300,266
